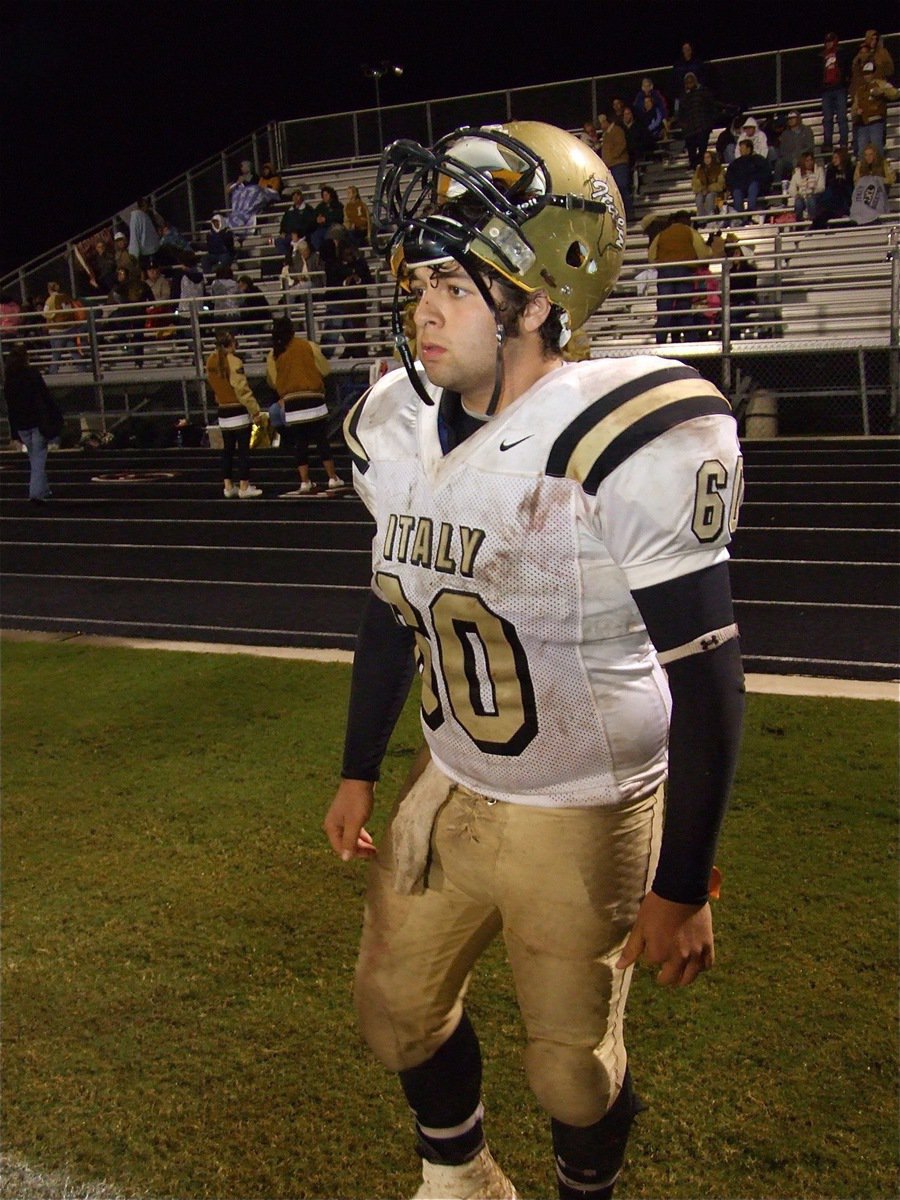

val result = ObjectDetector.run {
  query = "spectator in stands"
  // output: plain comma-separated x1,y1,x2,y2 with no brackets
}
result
0,292,22,336
266,315,343,495
621,106,654,195
258,162,282,198
677,72,719,169
691,259,721,339
737,116,769,160
851,32,895,156
579,120,599,151
235,275,271,330
854,142,896,187
773,111,815,183
597,112,633,220
227,180,269,242
717,113,746,165
281,233,325,292
637,91,668,150
725,139,771,222
205,328,263,499
227,160,258,194
157,221,193,264
145,262,171,303
633,77,669,133
691,149,725,218
113,229,137,275
210,265,240,319
104,265,152,360
648,210,711,343
43,281,85,373
91,236,118,293
322,242,373,356
344,186,371,247
276,190,318,264
722,235,758,338
175,252,206,321
812,148,856,227
203,214,236,274
3,343,59,502
672,41,707,112
787,152,826,222
311,186,344,252
128,198,161,265
821,32,850,152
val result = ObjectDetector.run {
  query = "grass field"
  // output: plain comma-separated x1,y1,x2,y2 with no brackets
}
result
2,640,897,1200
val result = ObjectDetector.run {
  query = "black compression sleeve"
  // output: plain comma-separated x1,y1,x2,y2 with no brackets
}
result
631,563,745,904
341,590,417,782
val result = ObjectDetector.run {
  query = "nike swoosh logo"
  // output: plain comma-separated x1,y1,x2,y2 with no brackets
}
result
499,435,533,452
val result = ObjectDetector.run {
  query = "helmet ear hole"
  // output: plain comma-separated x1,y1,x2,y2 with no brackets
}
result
565,240,589,268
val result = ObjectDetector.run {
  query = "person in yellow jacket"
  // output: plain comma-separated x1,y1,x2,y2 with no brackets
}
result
205,329,263,498
266,315,344,496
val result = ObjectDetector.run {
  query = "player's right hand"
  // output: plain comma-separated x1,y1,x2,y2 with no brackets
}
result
323,779,377,862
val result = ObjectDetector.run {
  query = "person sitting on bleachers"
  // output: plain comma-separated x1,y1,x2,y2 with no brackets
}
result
736,116,770,160
812,148,856,227
725,138,771,222
691,149,725,218
311,186,344,252
344,186,371,247
258,162,282,201
235,275,271,330
853,143,896,188
210,265,240,319
787,151,826,223
280,233,325,292
174,252,206,321
274,190,317,269
226,160,258,193
113,229,137,276
717,113,746,165
773,111,815,184
203,215,235,274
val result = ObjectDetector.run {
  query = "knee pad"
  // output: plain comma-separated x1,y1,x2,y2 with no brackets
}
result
524,1040,613,1127
353,968,462,1074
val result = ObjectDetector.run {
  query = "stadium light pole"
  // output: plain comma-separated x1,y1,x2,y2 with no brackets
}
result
363,61,404,152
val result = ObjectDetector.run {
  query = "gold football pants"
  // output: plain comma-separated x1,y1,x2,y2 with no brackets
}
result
354,777,663,1126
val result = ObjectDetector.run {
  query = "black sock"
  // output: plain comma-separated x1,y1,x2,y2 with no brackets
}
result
552,1068,644,1199
398,1011,484,1165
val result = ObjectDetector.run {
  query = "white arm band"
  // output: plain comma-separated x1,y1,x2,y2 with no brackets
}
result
655,622,739,666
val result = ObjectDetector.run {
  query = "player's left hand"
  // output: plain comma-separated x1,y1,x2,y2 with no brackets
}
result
616,891,714,987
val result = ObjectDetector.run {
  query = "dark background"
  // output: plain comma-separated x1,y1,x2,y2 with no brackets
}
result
2,0,897,276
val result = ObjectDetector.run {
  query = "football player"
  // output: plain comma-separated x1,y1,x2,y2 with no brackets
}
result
323,121,745,1200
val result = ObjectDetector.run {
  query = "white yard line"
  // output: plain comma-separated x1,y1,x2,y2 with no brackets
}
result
3,629,896,698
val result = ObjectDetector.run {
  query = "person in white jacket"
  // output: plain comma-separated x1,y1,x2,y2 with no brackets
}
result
788,151,826,221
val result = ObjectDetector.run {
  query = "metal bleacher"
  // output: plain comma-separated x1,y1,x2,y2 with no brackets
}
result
1,44,898,439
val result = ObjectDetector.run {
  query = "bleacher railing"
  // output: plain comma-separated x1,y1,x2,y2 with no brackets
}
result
3,34,896,306
2,221,897,435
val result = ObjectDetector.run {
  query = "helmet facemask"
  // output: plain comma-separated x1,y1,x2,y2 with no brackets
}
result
374,122,625,412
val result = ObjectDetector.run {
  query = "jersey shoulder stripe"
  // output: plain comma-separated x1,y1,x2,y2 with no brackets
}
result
343,387,372,473
546,364,732,494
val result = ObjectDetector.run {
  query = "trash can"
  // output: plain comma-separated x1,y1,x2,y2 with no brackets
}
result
745,388,778,438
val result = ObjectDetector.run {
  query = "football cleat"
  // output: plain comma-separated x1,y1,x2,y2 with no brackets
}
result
411,1145,518,1199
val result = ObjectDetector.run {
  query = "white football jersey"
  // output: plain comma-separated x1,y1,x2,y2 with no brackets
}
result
344,356,743,807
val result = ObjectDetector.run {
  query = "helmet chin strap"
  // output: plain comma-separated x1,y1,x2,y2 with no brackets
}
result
392,246,508,416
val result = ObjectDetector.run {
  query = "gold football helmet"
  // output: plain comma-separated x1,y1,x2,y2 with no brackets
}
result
375,120,627,335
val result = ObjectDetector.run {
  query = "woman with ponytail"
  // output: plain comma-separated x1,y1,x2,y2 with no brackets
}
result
205,328,263,498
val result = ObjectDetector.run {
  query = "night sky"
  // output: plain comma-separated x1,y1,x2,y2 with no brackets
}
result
2,0,897,277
